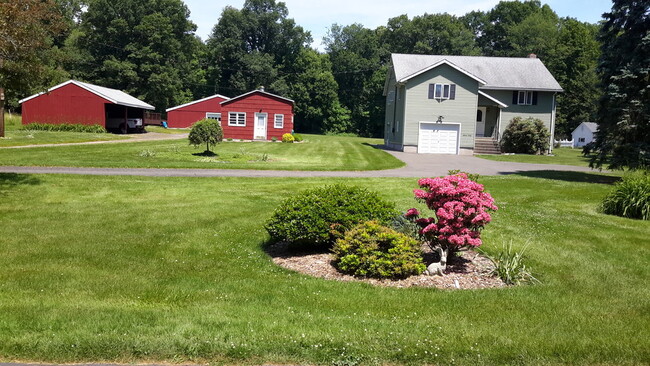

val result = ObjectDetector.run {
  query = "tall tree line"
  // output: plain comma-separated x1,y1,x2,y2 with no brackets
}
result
2,0,603,139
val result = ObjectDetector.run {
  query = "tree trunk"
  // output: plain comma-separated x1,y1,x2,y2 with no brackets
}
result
0,86,5,138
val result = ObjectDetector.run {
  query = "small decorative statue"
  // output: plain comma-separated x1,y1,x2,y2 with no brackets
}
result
426,247,447,276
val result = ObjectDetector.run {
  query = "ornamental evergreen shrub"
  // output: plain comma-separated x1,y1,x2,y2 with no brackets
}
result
500,117,550,154
601,172,650,220
188,118,223,153
293,133,304,142
282,133,295,143
265,185,398,248
22,123,106,133
333,221,425,279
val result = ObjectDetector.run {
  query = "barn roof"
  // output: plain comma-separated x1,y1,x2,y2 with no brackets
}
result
19,80,155,110
390,54,563,92
221,89,294,105
166,94,230,112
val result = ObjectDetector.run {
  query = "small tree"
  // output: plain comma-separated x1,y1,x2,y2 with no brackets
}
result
188,119,223,153
500,117,550,154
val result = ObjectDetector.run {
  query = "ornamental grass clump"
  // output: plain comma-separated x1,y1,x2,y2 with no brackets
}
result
405,173,498,259
601,171,650,220
333,221,426,279
265,185,398,248
484,241,539,285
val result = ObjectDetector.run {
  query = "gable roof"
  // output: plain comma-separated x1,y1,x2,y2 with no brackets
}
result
221,89,294,105
574,122,598,134
390,54,563,92
19,80,155,110
166,94,230,112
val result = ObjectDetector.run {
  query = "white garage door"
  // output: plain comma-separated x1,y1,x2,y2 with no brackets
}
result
418,123,460,154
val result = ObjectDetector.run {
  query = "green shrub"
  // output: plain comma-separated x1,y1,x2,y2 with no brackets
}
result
188,118,223,153
282,133,294,143
271,136,277,142
602,172,650,220
447,169,480,182
21,123,106,133
500,117,550,154
265,185,398,248
333,221,425,279
484,241,538,285
293,133,303,142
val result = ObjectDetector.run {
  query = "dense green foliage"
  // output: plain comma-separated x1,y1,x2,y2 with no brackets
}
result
602,172,650,220
332,221,425,279
22,122,106,133
188,118,223,153
265,184,398,247
281,133,294,143
590,0,650,170
4,0,604,141
500,117,551,154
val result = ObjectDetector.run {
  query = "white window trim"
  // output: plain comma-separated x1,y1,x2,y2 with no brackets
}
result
228,112,246,126
274,114,284,129
517,91,533,105
434,83,451,100
206,112,221,123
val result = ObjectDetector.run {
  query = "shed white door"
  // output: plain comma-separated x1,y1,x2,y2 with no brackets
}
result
254,113,267,140
418,123,460,154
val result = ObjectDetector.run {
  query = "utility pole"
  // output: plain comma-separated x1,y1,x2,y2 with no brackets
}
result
0,57,4,138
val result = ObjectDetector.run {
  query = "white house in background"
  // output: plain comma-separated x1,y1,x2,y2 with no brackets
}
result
572,122,598,148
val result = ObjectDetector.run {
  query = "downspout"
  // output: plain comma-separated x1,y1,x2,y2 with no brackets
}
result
550,92,557,154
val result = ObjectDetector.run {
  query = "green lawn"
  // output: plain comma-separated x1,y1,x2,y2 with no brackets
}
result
0,134,404,171
0,172,648,365
145,125,190,134
0,114,127,147
478,147,594,167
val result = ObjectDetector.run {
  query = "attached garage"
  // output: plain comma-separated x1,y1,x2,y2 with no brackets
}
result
417,122,460,154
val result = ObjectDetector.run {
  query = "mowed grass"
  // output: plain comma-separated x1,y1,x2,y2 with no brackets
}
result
478,147,594,167
0,134,404,171
0,114,126,147
0,172,648,365
145,125,190,134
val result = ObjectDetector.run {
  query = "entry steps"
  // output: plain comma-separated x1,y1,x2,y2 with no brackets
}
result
474,137,501,155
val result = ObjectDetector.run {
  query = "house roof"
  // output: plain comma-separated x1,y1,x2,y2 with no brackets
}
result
166,94,230,112
478,91,508,108
574,122,598,134
390,53,564,92
19,80,155,110
221,89,294,105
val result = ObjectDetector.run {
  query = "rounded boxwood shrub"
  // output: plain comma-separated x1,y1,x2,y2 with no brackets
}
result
501,117,550,154
602,172,650,220
265,185,398,248
333,221,425,279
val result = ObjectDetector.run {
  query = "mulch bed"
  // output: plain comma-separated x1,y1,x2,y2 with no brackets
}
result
266,242,506,290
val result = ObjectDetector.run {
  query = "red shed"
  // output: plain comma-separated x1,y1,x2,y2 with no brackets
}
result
165,94,230,128
220,88,294,140
19,80,156,133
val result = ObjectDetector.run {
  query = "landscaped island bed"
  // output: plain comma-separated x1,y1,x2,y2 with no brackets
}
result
0,134,404,171
0,172,648,365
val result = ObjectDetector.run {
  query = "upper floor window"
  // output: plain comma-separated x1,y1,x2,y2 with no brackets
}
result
514,90,538,105
428,83,456,100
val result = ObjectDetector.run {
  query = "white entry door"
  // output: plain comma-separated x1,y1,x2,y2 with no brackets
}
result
418,122,460,154
254,113,267,140
476,107,486,137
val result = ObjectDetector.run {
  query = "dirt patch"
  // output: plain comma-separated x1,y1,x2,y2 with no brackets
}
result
266,242,506,290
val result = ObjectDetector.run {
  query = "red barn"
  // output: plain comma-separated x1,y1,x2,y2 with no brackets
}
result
19,80,156,133
220,88,294,140
165,94,230,128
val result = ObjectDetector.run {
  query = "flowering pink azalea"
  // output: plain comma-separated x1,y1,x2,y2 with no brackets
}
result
405,173,497,250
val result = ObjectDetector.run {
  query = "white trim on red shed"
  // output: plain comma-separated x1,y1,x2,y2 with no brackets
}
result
166,94,230,112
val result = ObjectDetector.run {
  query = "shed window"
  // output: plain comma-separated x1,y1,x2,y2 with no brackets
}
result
206,112,221,122
228,112,246,126
274,114,284,128
578,137,586,142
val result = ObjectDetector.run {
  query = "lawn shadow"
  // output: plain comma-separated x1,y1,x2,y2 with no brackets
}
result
262,239,330,259
511,170,621,185
362,142,388,150
0,173,42,195
192,150,217,157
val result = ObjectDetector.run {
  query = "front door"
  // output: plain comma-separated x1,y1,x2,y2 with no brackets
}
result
476,107,486,137
254,113,267,140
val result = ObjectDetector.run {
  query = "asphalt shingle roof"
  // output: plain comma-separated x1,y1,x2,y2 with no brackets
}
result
391,53,563,92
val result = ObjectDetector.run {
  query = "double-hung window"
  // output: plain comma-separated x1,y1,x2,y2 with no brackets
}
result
228,112,246,126
428,83,456,100
517,91,533,105
274,114,284,129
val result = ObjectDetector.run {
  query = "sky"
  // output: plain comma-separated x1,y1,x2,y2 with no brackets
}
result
183,0,614,49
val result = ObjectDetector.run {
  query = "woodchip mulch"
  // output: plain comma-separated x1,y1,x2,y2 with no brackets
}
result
266,242,506,290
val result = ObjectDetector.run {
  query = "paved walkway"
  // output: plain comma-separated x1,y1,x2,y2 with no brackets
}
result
0,149,598,178
0,132,188,149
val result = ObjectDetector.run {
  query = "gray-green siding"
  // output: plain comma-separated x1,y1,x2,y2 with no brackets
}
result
481,89,556,136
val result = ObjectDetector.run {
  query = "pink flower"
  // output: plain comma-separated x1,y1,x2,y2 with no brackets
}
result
405,208,420,218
